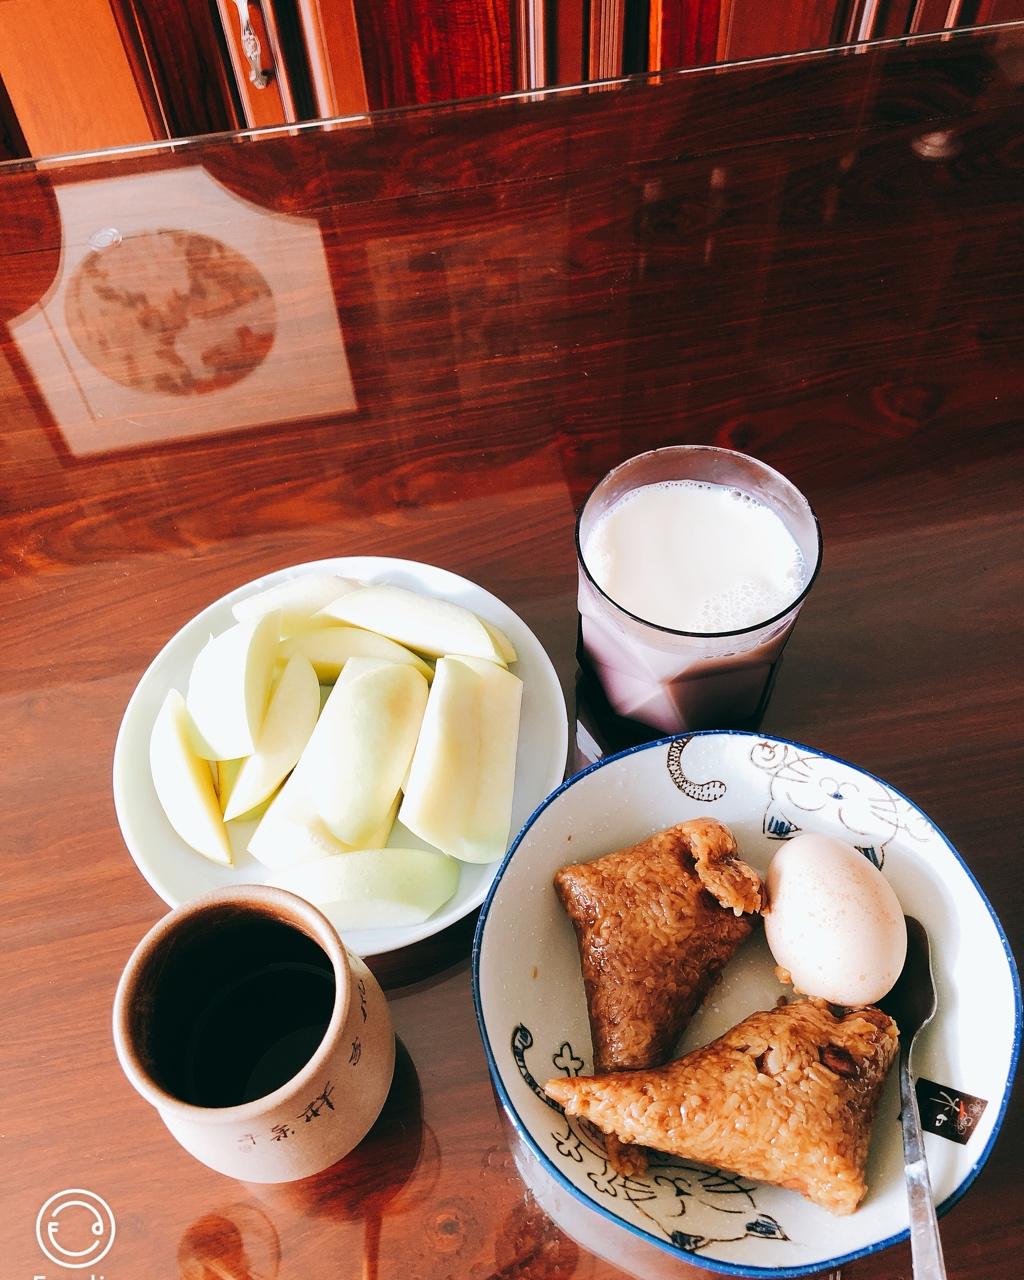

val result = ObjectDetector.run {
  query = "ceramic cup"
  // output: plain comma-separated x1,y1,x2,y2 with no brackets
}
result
113,885,395,1183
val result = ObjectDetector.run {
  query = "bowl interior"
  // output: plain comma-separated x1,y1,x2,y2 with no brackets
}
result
474,731,1020,1277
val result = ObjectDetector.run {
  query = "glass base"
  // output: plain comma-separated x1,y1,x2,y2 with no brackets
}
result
573,627,781,770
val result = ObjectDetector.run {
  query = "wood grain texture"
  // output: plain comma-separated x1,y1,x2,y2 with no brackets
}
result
552,0,586,83
113,0,243,138
353,0,514,108
513,0,549,90
106,0,171,138
650,0,720,71
297,0,370,116
589,0,627,79
975,0,1024,20
0,0,155,156
718,0,844,60
909,0,958,30
0,24,1022,1280
869,0,917,37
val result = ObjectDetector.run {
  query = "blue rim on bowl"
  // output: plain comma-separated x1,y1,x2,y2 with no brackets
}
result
471,730,1022,1278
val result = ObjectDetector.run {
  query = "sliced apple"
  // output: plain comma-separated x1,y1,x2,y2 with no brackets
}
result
268,847,459,929
399,655,522,864
317,585,506,664
305,657,429,846
371,793,400,849
150,689,232,865
216,758,277,822
249,790,352,869
248,774,398,869
248,767,338,869
223,654,320,820
481,619,518,664
231,573,360,633
186,611,280,760
216,756,240,807
278,626,433,682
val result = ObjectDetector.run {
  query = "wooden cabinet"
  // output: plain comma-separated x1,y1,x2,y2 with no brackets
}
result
352,0,514,108
713,1,847,63
2,0,1024,161
0,0,240,159
297,0,369,117
0,0,157,157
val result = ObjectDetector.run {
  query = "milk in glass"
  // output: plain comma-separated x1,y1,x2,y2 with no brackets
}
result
576,454,819,739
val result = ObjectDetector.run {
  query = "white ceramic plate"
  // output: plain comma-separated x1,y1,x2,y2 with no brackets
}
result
473,731,1020,1278
113,557,568,956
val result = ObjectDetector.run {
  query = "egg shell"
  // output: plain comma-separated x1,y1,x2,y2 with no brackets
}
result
764,832,907,1006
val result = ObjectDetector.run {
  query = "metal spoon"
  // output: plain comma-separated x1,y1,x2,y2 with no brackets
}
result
880,916,948,1280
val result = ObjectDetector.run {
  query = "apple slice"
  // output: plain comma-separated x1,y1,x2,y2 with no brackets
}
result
215,758,276,822
186,611,280,760
399,655,522,863
278,626,433,682
268,847,459,929
372,793,400,849
247,773,347,869
232,573,360,633
317,585,506,664
216,756,240,809
306,657,429,846
482,619,518,664
150,689,232,865
248,774,398,869
223,654,320,820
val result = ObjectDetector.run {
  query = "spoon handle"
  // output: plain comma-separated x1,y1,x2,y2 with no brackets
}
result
899,1048,948,1279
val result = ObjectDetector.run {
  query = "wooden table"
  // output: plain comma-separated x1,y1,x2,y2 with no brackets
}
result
2,22,1021,1280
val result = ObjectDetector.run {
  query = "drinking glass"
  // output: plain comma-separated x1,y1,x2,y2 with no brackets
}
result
575,445,822,757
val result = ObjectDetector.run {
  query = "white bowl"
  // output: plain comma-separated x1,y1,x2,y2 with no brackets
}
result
473,731,1020,1277
113,557,568,957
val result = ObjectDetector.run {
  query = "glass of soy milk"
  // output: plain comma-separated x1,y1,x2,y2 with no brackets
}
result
575,446,821,751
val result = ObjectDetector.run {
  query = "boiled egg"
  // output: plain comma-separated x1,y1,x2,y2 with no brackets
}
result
764,832,907,1006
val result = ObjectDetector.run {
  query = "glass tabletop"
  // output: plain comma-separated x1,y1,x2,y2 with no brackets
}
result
1,20,1021,1280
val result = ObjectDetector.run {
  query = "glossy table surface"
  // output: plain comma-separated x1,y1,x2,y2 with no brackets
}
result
2,23,1022,1280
